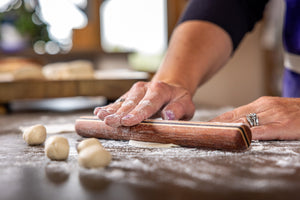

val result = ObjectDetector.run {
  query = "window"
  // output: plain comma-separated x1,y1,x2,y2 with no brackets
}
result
0,0,88,54
100,0,168,54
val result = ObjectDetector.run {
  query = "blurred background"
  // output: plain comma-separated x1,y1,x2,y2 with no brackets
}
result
0,0,285,113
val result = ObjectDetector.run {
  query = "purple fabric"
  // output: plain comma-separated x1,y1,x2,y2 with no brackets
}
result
282,0,300,97
283,0,300,54
283,68,300,97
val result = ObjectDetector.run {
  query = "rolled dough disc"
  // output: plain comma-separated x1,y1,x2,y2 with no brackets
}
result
128,140,179,148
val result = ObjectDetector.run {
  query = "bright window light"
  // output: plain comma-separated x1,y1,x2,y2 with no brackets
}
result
0,0,15,12
100,0,168,54
37,0,87,45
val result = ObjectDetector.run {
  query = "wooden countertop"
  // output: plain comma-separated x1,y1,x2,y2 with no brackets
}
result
0,78,146,103
1,109,300,200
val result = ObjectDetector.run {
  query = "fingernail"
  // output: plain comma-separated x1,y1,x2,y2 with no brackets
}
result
163,110,175,120
97,109,112,120
104,114,122,127
122,114,134,121
97,108,106,115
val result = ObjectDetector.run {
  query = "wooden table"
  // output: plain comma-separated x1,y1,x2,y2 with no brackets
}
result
0,79,145,103
1,109,300,200
0,77,147,114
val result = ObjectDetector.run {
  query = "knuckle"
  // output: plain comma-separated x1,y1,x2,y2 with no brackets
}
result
121,99,135,107
257,96,271,103
239,117,248,125
254,96,285,113
132,81,147,90
149,81,167,91
220,111,235,120
256,96,279,105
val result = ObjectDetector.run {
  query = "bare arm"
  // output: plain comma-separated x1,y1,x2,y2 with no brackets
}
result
94,20,233,127
153,20,232,95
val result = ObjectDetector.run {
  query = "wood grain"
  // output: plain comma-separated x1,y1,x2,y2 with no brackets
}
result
75,116,252,151
0,79,145,103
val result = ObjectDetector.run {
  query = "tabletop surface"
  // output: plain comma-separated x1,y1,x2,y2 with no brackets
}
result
0,78,145,103
1,107,300,200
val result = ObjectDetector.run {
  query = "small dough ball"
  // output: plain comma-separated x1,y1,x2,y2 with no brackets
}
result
77,138,103,153
45,136,69,161
23,124,47,145
78,146,111,168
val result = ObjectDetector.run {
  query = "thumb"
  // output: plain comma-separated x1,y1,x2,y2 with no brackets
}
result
161,95,195,120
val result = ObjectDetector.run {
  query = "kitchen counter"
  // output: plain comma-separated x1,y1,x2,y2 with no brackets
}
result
1,108,300,200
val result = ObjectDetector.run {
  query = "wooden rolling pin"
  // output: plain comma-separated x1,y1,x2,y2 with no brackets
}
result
75,116,252,151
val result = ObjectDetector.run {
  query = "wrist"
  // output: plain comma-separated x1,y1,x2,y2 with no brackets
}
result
151,74,197,95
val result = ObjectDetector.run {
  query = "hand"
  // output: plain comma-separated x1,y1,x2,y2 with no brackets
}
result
94,81,195,127
210,96,300,140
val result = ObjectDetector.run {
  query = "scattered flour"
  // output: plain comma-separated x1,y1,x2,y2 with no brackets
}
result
2,108,300,193
20,123,75,134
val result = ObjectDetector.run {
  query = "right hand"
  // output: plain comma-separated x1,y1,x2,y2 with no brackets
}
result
93,80,195,127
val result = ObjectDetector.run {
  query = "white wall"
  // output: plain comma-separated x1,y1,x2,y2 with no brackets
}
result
193,22,268,107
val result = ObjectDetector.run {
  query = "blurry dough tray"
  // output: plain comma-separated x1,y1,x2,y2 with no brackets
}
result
0,77,148,103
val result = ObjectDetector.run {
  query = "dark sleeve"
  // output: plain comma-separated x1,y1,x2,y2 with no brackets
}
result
179,0,269,50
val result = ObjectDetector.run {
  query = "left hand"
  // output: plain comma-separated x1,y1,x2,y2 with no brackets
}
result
209,96,300,140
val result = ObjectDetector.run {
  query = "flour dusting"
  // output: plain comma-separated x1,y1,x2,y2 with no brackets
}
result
2,108,300,194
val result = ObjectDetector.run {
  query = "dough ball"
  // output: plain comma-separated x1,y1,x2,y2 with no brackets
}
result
23,124,47,145
78,146,111,168
45,136,69,161
42,60,94,80
77,138,103,153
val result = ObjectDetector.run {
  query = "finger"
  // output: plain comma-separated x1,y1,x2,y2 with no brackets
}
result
120,99,166,126
94,103,121,117
251,123,283,140
103,99,136,127
161,94,195,120
97,82,148,122
228,118,281,140
229,114,284,140
120,83,171,126
209,102,259,123
217,111,271,132
96,95,130,120
94,107,101,115
230,117,249,125
104,87,147,127
209,110,236,122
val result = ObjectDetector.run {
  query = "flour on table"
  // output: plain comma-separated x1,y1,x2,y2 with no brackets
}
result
20,123,74,134
129,140,179,148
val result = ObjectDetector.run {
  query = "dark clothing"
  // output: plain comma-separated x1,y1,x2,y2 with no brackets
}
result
283,0,300,97
179,0,269,50
178,0,300,97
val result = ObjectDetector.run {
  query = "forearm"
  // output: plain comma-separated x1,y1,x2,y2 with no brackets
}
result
152,20,233,95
